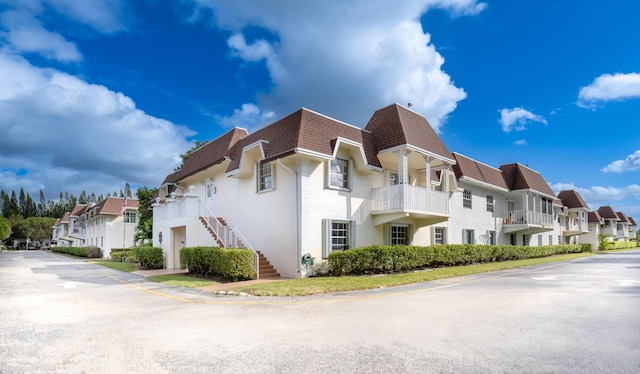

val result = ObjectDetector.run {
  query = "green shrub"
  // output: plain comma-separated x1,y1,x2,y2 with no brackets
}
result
579,243,592,252
328,244,583,276
611,241,638,249
180,246,255,281
133,247,164,269
52,246,102,258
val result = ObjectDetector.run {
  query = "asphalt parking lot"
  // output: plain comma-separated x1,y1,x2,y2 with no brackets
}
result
1,249,639,373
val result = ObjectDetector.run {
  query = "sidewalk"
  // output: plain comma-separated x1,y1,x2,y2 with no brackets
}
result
133,268,188,277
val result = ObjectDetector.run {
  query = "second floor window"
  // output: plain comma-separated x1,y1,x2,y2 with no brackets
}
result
124,212,136,223
463,189,472,208
257,163,273,192
486,195,494,212
330,158,350,189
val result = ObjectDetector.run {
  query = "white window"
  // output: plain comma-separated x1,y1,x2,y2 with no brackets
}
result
329,158,350,189
486,195,494,212
206,184,215,197
488,230,496,245
522,234,529,246
463,229,475,244
124,212,136,223
257,162,274,192
434,227,446,244
549,235,553,245
538,235,542,246
389,224,410,246
323,219,354,257
463,189,472,208
558,235,561,245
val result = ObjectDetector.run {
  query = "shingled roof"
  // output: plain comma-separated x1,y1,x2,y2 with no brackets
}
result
616,211,630,223
451,153,508,190
164,128,248,184
628,216,637,227
588,211,604,224
89,197,139,216
226,108,382,173
597,206,619,220
557,190,590,209
364,104,454,162
499,163,555,197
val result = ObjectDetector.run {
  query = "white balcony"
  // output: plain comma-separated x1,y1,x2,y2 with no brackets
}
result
563,220,589,236
370,185,449,225
503,209,554,234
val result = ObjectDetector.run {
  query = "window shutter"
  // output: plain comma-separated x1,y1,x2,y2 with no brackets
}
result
255,162,259,192
349,221,356,249
385,223,391,246
348,158,354,190
322,219,331,258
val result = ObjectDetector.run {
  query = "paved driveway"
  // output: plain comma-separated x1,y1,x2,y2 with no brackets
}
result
1,250,639,373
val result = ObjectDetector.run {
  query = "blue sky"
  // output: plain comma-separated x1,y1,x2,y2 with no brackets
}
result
0,0,639,217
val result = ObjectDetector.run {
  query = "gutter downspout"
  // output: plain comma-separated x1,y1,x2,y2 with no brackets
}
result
277,158,301,274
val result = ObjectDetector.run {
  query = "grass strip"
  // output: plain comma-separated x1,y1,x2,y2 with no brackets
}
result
147,274,219,288
228,252,595,296
88,260,136,272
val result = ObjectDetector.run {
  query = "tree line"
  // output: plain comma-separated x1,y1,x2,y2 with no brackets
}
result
0,183,156,248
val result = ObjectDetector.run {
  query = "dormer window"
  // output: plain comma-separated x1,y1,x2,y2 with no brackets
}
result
329,158,351,190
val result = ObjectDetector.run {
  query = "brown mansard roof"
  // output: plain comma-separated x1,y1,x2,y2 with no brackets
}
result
588,211,604,224
616,211,631,223
499,163,555,197
557,190,590,209
597,206,619,220
87,197,139,216
365,104,453,161
163,128,248,184
166,104,457,183
227,108,382,173
451,153,508,190
628,216,637,227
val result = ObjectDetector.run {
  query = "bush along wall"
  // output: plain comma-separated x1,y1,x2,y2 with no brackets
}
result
610,241,639,250
328,244,586,276
110,248,138,263
180,246,255,281
132,247,164,269
52,246,102,258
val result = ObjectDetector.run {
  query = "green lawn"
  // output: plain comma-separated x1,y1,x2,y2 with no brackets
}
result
88,260,136,272
227,252,595,296
147,274,220,288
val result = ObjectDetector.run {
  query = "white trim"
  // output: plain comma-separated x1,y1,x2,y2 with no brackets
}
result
225,140,269,177
459,176,510,193
377,144,456,165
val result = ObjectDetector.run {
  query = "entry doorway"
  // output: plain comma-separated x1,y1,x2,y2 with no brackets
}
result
170,226,186,269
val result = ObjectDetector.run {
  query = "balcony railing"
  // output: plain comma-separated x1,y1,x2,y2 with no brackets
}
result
371,185,448,215
504,210,554,226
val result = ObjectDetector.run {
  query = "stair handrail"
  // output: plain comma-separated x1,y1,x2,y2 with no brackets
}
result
197,199,259,279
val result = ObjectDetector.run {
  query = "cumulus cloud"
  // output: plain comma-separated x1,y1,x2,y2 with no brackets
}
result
498,107,547,132
0,0,125,62
190,0,485,131
578,72,640,108
216,103,276,132
602,150,640,173
0,51,193,198
550,182,640,213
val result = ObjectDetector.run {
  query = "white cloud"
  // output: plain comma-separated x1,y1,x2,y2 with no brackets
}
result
190,0,485,132
0,51,193,198
602,150,640,173
550,182,640,209
514,139,527,145
578,72,640,108
498,107,547,132
0,10,81,62
0,0,125,62
216,103,276,133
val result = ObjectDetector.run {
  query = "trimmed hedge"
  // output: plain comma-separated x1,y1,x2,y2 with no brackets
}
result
328,244,586,276
52,246,102,258
610,241,638,249
110,249,137,263
180,246,255,281
132,247,164,269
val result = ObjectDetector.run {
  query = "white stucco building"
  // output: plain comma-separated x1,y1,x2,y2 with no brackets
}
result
152,103,636,278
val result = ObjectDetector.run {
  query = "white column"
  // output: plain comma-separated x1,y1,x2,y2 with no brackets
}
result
424,156,432,211
396,150,411,184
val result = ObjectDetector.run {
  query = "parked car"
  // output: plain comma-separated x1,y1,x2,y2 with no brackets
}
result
41,245,51,251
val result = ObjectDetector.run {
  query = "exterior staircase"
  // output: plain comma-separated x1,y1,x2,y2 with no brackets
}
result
199,216,280,279
257,251,280,278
